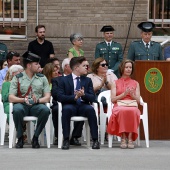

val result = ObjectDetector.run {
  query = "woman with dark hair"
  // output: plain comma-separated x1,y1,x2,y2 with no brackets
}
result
0,60,8,70
87,57,117,98
43,63,59,89
107,59,141,149
68,33,84,58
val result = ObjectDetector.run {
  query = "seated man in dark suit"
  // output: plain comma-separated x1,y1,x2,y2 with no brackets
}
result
56,56,100,150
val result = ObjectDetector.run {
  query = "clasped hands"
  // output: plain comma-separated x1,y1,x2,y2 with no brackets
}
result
74,87,85,100
24,94,39,105
124,87,136,98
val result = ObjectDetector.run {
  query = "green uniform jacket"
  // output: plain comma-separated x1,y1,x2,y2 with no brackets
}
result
127,40,164,61
9,71,50,99
0,43,8,60
95,41,123,77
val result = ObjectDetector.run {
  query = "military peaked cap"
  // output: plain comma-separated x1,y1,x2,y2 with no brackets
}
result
138,22,155,32
22,51,40,62
100,25,115,32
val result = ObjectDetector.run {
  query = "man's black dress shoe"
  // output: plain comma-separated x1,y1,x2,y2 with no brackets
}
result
32,136,40,149
62,139,70,150
70,138,81,146
92,140,100,149
16,136,24,148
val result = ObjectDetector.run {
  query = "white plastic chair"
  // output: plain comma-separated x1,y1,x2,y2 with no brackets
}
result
0,101,7,145
58,102,98,149
98,90,149,148
50,97,55,144
9,103,51,148
98,90,121,145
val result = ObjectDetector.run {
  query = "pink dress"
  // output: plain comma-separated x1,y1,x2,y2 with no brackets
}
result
107,77,140,141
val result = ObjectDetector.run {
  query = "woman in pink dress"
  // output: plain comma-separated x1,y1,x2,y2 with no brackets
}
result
107,59,140,149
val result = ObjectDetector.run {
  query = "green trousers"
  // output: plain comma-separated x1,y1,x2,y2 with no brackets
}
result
12,103,50,138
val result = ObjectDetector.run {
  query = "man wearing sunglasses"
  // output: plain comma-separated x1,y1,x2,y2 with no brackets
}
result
95,25,123,77
0,51,20,89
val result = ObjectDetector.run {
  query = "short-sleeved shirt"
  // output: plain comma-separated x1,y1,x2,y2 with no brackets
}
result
9,71,50,99
0,43,8,61
28,39,54,68
68,47,84,57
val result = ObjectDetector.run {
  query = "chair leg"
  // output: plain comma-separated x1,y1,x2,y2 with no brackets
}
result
9,118,15,148
143,118,149,148
108,134,113,148
0,116,7,145
82,124,86,142
100,117,106,145
45,115,51,148
85,121,90,147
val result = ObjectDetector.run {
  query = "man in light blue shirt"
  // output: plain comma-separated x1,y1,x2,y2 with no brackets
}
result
0,51,20,89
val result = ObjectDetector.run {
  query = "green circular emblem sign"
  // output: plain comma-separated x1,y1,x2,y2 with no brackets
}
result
144,68,163,93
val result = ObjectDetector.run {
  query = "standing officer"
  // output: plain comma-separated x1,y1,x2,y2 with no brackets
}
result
127,21,163,61
0,42,8,61
95,25,123,77
9,51,51,149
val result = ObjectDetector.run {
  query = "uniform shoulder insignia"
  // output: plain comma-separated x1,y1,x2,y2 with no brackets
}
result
99,41,105,44
16,72,23,78
132,40,140,42
151,41,158,44
36,73,44,77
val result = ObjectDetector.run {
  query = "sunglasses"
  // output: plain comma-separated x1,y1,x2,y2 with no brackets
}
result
100,63,108,67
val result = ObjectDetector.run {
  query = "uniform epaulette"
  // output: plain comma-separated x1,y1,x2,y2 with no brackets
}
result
151,41,159,44
99,41,105,44
16,72,23,78
36,73,44,77
132,40,140,42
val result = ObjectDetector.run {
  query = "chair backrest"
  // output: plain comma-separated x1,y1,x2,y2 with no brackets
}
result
97,90,111,104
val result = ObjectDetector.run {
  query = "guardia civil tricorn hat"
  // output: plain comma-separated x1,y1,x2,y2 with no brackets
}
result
100,25,115,32
138,22,155,32
22,51,40,62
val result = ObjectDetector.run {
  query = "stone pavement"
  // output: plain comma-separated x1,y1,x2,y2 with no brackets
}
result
0,140,170,170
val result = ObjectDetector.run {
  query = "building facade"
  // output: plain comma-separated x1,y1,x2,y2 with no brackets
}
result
0,0,169,63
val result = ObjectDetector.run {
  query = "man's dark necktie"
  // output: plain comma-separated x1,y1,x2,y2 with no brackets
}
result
146,43,149,50
75,77,81,105
108,42,111,50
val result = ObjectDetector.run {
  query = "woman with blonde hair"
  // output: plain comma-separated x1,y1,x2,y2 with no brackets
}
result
1,65,23,122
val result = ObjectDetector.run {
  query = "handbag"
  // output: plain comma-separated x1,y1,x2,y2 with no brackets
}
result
117,100,138,107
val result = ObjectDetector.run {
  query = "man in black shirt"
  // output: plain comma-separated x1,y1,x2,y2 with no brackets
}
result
28,25,55,68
